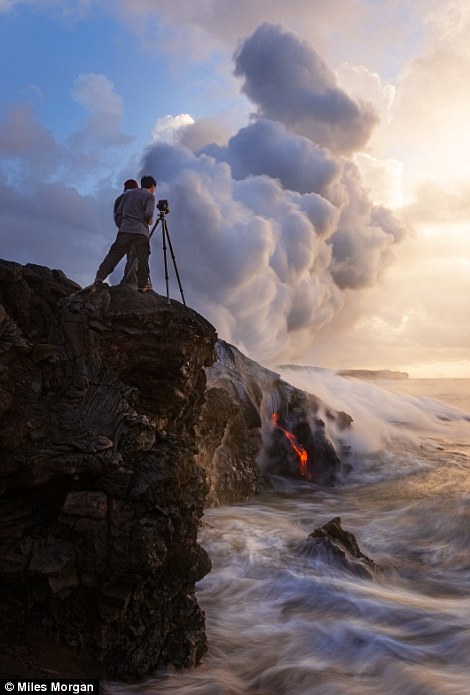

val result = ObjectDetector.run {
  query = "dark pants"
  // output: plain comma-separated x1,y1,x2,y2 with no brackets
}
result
96,232,150,288
121,245,138,286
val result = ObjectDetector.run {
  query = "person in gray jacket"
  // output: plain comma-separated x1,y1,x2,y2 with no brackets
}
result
113,179,139,287
114,178,139,286
95,175,157,292
113,177,138,218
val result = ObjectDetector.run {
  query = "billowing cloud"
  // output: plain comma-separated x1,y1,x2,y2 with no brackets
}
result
233,23,378,155
152,114,195,143
110,0,361,61
0,69,134,270
142,141,342,360
111,0,432,79
352,153,404,209
335,63,396,125
136,24,407,365
178,118,233,153
0,103,61,176
329,162,408,289
0,98,121,187
0,174,105,280
72,73,122,119
0,78,133,285
200,119,340,198
70,73,131,147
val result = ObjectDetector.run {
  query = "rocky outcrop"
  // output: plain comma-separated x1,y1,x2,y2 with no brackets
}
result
0,260,216,680
302,517,382,579
196,341,349,504
195,341,267,506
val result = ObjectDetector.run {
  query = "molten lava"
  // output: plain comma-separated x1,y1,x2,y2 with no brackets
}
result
271,412,308,478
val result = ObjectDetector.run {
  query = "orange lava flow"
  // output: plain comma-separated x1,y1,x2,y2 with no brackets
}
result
271,412,308,477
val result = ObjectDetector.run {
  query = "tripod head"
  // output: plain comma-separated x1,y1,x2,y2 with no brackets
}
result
151,199,170,232
156,199,170,215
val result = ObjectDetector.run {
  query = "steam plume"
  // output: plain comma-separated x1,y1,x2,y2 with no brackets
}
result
233,22,378,156
141,25,407,365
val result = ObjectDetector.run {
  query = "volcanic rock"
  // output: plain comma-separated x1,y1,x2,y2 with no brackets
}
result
196,341,347,498
303,516,382,578
0,260,216,680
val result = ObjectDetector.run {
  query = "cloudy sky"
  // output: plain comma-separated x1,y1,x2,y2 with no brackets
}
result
1,0,469,377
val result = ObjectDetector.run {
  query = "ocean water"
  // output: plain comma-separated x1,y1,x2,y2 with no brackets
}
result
106,377,470,695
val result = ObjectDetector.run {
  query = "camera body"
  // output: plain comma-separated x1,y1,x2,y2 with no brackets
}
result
157,199,170,214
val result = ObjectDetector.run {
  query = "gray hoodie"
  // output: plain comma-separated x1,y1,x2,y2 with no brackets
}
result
114,188,155,236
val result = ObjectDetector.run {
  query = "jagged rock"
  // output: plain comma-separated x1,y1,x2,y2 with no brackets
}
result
196,386,261,505
61,491,108,519
29,537,79,594
196,341,346,497
303,516,382,578
0,259,216,680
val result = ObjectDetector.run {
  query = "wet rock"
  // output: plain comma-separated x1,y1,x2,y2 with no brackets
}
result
303,516,382,578
196,386,261,505
196,340,345,496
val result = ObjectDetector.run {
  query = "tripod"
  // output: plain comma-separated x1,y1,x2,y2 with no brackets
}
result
123,209,186,306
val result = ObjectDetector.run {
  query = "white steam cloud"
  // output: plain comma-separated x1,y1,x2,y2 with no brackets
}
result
152,114,195,143
141,23,408,365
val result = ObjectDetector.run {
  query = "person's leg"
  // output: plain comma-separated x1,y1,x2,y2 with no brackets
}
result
121,245,138,285
95,233,130,281
133,235,152,290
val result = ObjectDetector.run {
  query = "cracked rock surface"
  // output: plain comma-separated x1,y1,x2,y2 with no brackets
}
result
0,260,216,680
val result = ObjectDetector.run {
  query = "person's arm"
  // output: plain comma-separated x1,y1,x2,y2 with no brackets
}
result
113,194,124,227
114,196,125,228
145,194,156,226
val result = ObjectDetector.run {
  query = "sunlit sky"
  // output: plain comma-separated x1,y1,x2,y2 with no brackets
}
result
1,0,469,378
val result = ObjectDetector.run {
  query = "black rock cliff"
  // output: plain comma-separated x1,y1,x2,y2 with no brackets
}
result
0,260,216,680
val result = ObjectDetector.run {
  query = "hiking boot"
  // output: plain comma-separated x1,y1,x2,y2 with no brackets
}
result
138,282,153,293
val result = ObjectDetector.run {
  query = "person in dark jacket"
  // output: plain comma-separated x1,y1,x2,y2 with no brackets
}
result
95,175,156,292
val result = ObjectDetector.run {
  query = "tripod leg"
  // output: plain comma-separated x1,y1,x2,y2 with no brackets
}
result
148,216,161,241
162,219,170,303
121,256,138,285
163,219,186,306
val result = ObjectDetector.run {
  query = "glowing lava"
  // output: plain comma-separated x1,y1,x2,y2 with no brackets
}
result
271,412,308,478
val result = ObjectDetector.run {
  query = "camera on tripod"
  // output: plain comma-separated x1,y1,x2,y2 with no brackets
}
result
157,199,170,214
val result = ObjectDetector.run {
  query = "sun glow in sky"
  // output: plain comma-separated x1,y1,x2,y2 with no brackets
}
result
1,0,469,377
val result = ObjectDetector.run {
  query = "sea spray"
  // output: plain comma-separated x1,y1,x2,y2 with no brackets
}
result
104,379,470,695
280,367,470,455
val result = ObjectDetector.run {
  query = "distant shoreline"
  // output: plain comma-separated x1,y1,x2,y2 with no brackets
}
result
337,369,409,380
